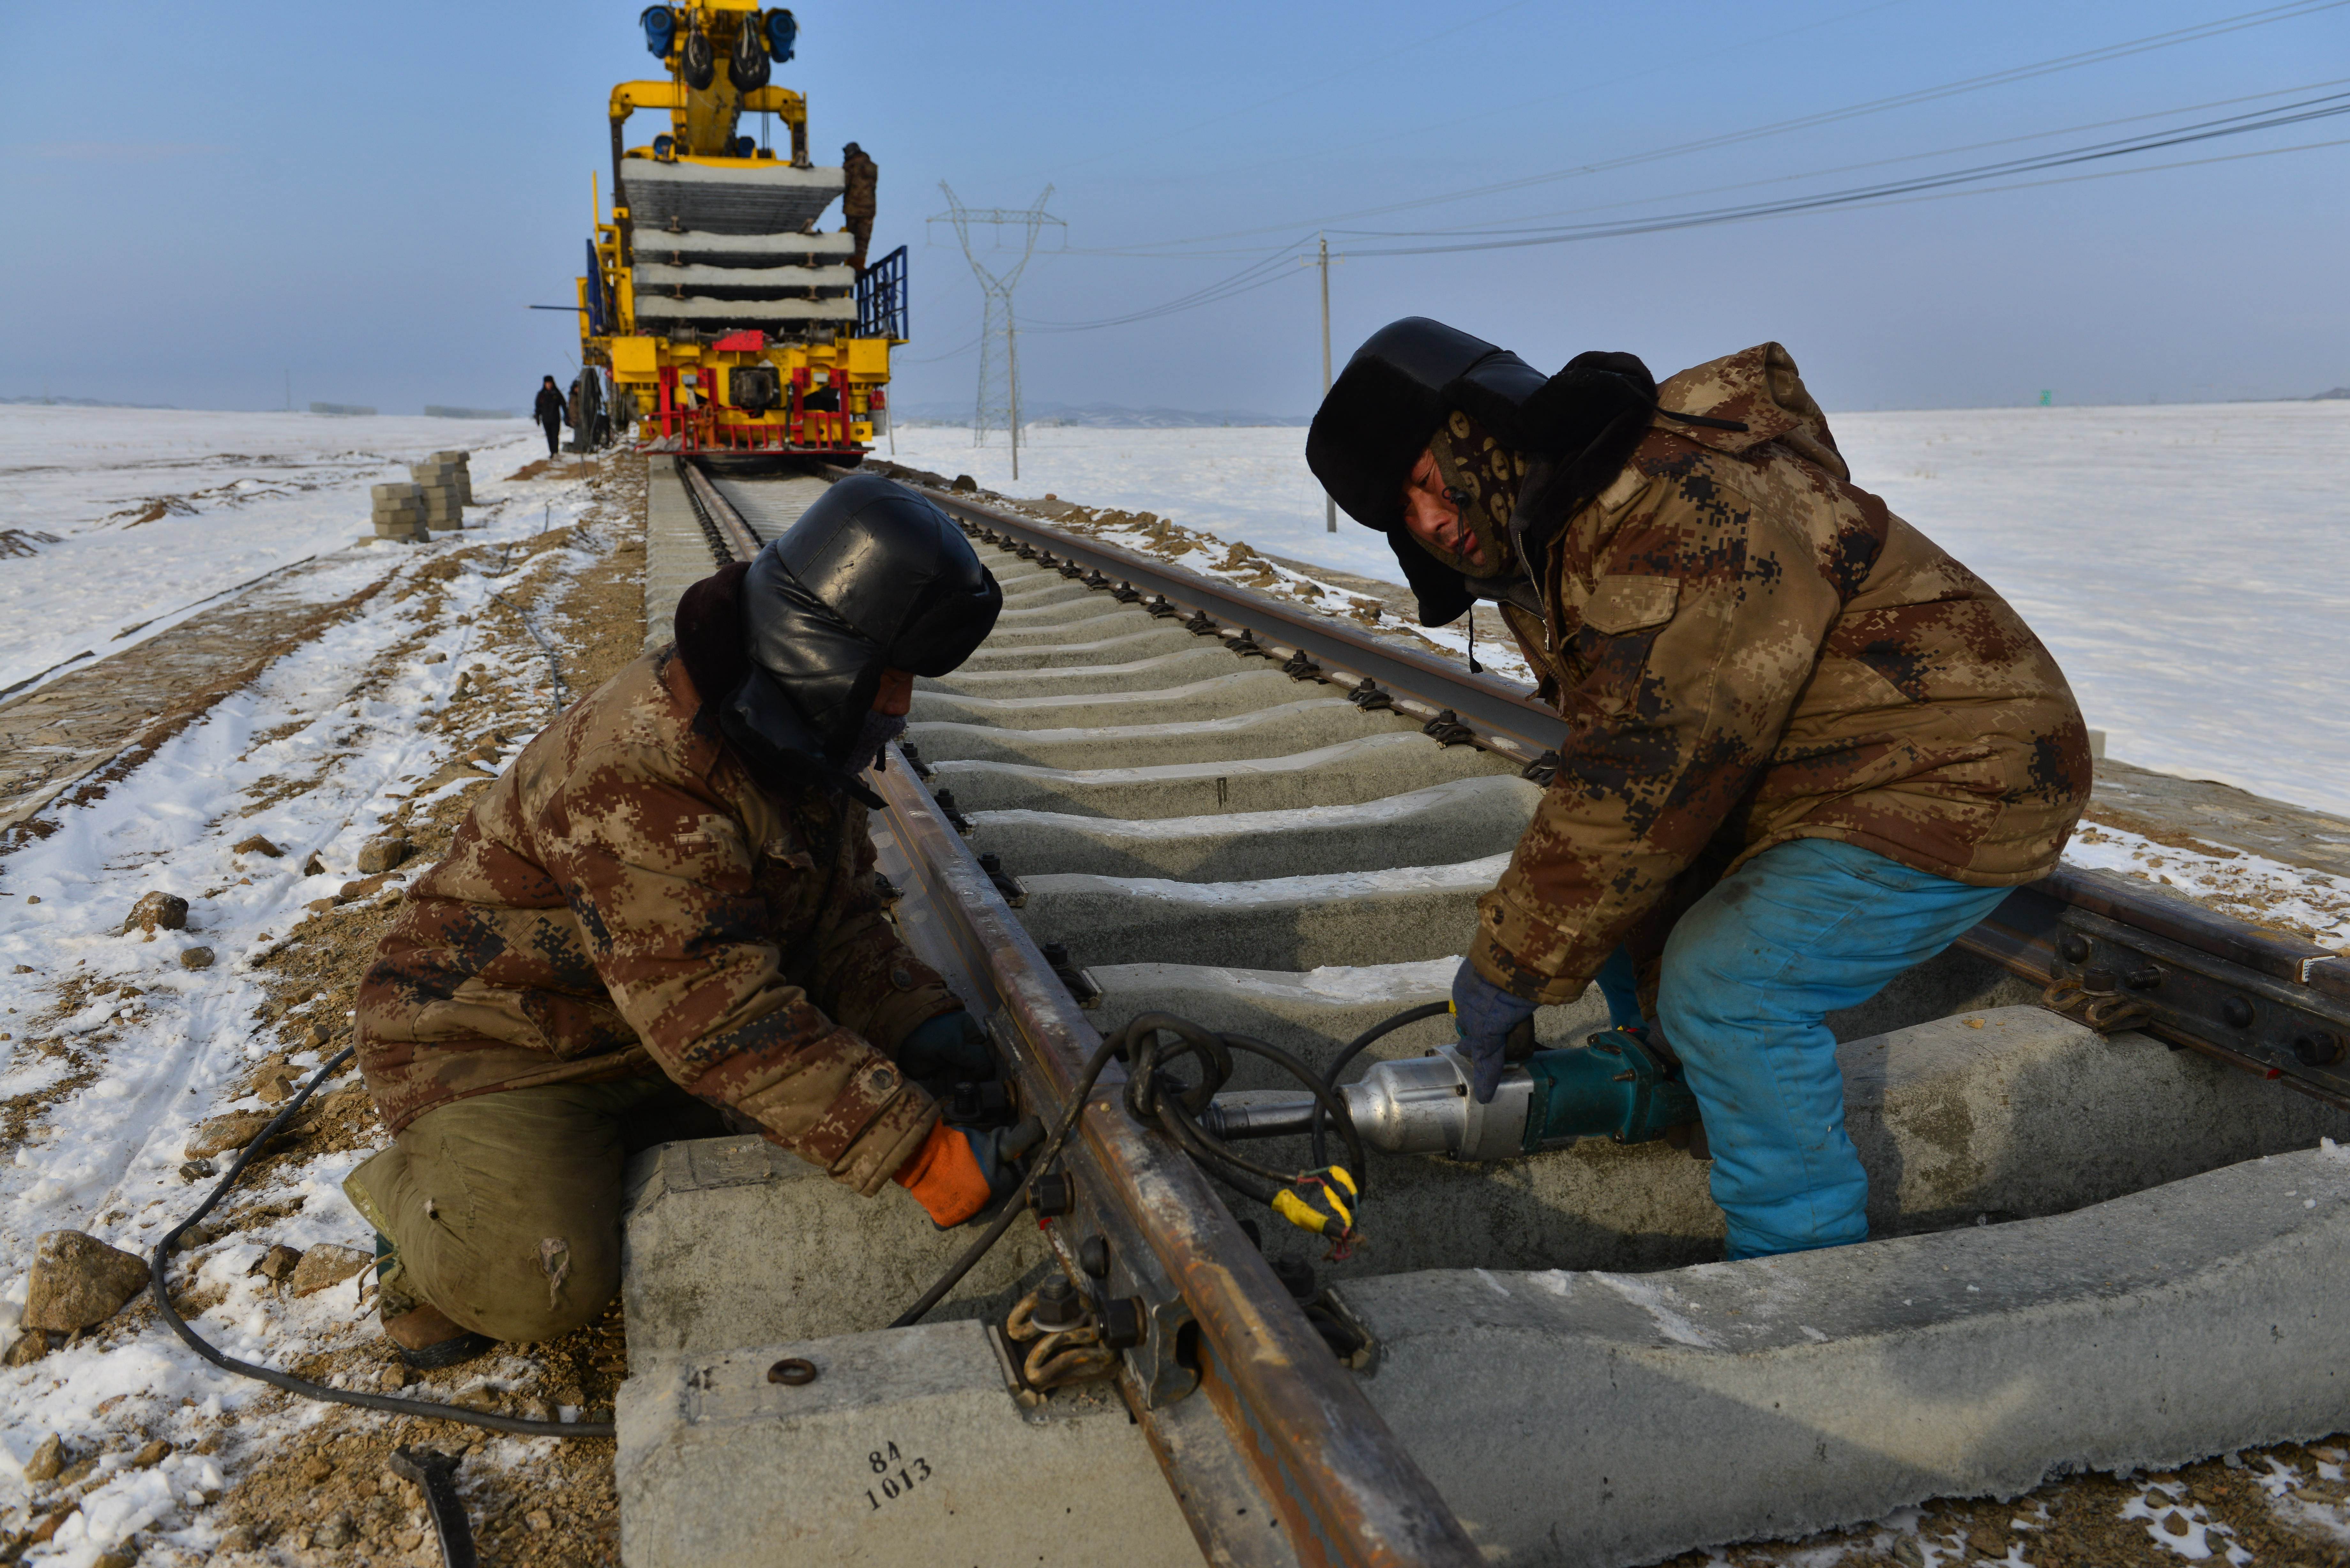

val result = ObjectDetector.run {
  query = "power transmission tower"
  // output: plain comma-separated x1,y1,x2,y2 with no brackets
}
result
931,184,1064,481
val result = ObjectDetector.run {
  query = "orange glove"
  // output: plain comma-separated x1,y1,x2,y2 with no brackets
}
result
893,1121,993,1228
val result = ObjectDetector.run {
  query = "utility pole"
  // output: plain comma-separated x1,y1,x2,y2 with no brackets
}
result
1007,310,1022,481
1319,232,1335,532
932,185,1064,478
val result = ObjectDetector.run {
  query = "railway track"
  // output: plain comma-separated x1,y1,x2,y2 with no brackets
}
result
647,457,2350,1566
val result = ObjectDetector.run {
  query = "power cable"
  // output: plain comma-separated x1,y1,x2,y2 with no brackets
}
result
1166,0,1923,190
1062,0,2350,256
150,1049,613,1440
1053,74,2350,258
898,331,983,364
913,85,2347,340
1022,245,1313,333
901,11,2350,347
891,1010,1371,1327
1326,89,2350,253
1395,74,2350,236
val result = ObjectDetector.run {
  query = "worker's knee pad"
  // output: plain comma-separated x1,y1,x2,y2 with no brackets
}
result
359,1090,633,1344
406,1218,620,1344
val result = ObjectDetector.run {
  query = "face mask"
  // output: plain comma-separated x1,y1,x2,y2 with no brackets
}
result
1422,411,1527,581
852,709,908,773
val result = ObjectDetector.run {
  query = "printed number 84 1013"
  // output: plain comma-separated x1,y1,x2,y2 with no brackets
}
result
864,1441,932,1511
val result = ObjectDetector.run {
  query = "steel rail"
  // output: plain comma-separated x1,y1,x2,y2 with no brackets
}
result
692,464,1482,1568
911,488,1569,765
678,458,764,563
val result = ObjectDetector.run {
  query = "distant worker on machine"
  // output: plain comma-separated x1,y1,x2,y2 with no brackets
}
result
343,477,1036,1367
534,374,566,459
842,141,877,271
1308,321,2092,1264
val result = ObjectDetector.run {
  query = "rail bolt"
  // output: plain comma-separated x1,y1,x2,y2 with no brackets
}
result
2123,963,2163,990
2293,1031,2344,1068
1078,1235,1111,1279
1032,1276,1088,1333
2058,934,2092,963
2223,996,2257,1028
1028,1172,1075,1217
1099,1296,1146,1350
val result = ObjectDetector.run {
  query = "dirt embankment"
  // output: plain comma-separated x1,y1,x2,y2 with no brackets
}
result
3,455,652,1566
198,456,652,1566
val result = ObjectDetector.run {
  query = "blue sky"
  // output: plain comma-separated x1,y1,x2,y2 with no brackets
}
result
3,1,2345,416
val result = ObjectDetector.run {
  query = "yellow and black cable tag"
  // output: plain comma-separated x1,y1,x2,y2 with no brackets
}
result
1271,1166,1358,1241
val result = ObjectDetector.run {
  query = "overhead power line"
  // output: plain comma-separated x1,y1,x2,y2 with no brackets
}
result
1328,88,2350,253
1069,0,2350,257
971,86,2346,340
1023,245,1312,334
1427,74,2350,236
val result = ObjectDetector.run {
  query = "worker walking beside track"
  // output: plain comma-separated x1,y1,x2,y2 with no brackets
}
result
345,476,1033,1367
1308,320,2092,1263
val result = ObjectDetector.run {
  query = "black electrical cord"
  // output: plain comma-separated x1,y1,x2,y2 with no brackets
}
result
149,1048,614,1440
891,1033,1124,1328
1123,1013,1368,1201
892,1010,1374,1326
1309,1001,1455,1168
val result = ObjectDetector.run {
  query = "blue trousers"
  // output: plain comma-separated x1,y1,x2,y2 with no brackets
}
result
1615,838,2012,1261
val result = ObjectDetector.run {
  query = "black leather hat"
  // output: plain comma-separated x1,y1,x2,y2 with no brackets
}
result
1306,318,1662,624
722,475,1000,784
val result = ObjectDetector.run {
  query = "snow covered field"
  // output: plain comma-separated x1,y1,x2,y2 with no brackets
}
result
0,408,540,699
0,409,2342,1558
0,443,617,1558
890,400,2350,818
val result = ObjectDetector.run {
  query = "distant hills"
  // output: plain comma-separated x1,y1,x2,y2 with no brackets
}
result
883,388,2350,423
0,396,520,416
893,400,1308,428
1,394,178,409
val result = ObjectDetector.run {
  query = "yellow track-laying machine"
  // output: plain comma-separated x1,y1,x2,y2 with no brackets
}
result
577,3,906,454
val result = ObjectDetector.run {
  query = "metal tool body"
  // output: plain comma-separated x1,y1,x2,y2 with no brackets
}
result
1205,1031,1698,1161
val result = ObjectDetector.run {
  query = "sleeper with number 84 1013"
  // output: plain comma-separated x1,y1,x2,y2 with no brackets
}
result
864,1440,932,1510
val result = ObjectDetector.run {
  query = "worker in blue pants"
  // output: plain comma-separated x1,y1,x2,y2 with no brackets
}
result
1305,318,2089,1263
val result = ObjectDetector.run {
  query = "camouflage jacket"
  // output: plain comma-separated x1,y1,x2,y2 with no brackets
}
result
1469,343,2091,1004
843,155,878,217
356,648,957,1194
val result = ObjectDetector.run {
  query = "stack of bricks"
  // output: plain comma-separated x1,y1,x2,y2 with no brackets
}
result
370,482,427,542
431,449,475,505
409,456,467,534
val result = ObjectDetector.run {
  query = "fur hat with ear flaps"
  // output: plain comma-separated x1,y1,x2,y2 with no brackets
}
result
687,474,1001,803
1305,317,1669,627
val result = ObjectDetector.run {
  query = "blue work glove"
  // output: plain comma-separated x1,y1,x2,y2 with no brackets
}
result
1452,958,1540,1105
897,1009,995,1083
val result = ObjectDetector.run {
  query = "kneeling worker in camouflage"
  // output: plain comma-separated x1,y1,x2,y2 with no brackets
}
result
345,475,1026,1367
1309,321,2092,1261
